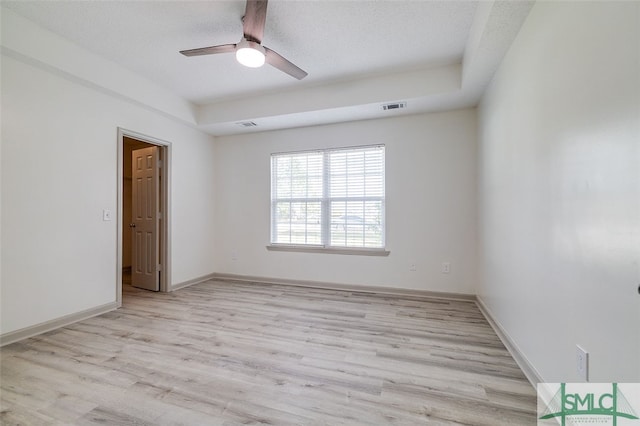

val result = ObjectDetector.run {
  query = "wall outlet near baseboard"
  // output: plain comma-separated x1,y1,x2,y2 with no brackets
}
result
409,264,416,271
442,262,451,274
576,345,589,381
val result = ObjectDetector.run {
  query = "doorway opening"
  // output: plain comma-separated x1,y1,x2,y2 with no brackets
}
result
117,128,171,306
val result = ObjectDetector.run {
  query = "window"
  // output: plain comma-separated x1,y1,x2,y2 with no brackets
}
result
271,145,385,251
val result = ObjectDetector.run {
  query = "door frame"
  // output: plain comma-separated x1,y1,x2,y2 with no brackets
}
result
116,128,172,306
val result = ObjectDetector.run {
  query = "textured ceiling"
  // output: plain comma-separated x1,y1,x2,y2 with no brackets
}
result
3,0,478,104
3,0,535,135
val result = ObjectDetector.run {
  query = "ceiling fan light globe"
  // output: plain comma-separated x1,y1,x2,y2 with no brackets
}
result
236,39,266,68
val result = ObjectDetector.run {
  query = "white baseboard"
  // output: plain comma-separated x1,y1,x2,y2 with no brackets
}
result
171,272,217,291
0,301,118,347
1,272,540,392
211,272,476,301
0,270,218,346
475,296,543,388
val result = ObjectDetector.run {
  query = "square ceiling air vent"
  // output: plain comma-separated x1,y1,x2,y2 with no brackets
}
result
382,102,407,111
236,121,257,127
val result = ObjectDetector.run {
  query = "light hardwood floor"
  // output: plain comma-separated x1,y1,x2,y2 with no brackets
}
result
1,280,537,425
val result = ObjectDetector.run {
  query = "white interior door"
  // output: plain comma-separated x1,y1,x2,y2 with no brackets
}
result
131,146,159,291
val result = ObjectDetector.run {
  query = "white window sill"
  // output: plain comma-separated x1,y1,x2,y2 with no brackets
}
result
267,245,390,256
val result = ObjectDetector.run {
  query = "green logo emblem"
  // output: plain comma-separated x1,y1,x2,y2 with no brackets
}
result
539,383,639,425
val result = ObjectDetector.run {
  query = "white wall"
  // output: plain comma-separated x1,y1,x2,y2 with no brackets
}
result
214,110,477,294
478,1,640,382
1,12,216,336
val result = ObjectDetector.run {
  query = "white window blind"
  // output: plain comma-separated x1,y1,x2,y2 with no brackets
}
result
271,145,385,249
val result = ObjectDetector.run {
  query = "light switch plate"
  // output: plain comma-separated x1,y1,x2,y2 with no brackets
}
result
103,209,112,221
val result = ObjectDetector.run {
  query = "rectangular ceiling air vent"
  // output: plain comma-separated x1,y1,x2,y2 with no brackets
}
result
236,121,258,127
382,102,407,111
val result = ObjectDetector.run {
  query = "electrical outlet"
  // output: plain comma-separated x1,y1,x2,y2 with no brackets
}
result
442,262,451,274
231,250,238,261
102,209,112,221
576,345,589,381
409,264,416,272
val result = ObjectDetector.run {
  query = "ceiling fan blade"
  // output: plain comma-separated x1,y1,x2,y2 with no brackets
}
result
265,47,307,80
180,44,236,57
243,0,268,43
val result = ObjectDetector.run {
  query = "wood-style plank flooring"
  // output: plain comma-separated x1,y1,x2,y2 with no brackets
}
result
1,280,536,425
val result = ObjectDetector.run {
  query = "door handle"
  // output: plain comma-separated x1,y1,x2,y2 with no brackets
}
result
129,223,136,228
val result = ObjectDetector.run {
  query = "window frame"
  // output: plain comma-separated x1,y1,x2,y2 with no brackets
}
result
269,144,388,256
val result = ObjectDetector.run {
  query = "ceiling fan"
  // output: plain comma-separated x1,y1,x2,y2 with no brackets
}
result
180,0,307,80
